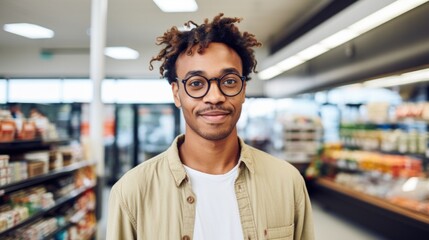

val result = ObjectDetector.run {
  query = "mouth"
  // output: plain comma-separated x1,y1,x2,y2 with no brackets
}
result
199,110,231,123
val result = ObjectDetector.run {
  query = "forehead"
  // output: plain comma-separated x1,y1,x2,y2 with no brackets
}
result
176,42,243,77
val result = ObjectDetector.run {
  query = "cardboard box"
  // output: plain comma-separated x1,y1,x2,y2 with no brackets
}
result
27,161,46,178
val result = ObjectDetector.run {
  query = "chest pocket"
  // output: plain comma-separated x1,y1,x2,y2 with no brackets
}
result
265,224,294,240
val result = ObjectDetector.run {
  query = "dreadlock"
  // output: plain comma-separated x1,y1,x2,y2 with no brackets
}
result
149,13,262,84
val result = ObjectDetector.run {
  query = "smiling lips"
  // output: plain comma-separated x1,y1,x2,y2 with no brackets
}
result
199,110,231,123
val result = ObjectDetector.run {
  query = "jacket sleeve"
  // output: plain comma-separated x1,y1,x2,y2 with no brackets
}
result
106,182,137,240
294,179,315,240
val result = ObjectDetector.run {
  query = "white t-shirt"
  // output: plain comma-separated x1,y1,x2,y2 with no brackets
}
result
184,162,243,240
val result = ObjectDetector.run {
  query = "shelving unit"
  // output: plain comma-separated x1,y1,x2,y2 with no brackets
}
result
313,177,429,239
281,116,322,173
0,160,96,196
0,183,95,237
43,200,97,240
0,139,98,239
0,138,70,154
312,100,429,239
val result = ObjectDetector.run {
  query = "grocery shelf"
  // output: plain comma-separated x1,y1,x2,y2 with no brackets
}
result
0,160,97,196
43,222,72,240
313,177,429,239
317,178,429,224
43,208,95,240
0,138,70,154
0,183,96,237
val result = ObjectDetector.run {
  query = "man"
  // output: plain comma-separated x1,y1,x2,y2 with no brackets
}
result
107,13,314,240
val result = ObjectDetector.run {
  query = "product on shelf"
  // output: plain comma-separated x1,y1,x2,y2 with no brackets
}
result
0,155,11,186
27,160,47,178
0,128,98,239
322,148,423,178
386,177,429,215
318,141,429,216
17,120,37,140
396,102,429,121
9,161,28,184
0,111,17,142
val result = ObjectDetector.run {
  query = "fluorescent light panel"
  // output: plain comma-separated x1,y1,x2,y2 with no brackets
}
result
153,0,198,12
362,68,429,88
276,56,304,71
3,23,54,39
258,66,283,80
105,47,139,60
259,0,429,80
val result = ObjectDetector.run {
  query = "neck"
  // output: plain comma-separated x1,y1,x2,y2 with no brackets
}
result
179,130,240,174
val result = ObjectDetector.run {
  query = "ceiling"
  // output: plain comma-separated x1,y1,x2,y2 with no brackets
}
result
0,0,332,60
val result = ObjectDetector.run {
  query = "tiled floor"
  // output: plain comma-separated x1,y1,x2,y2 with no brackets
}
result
97,186,385,240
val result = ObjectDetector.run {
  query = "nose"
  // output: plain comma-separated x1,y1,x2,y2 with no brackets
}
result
203,80,226,104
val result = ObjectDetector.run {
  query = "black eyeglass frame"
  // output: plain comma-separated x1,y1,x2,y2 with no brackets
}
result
176,73,247,99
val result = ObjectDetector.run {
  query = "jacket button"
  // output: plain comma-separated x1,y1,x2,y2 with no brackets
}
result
187,196,195,204
182,235,190,240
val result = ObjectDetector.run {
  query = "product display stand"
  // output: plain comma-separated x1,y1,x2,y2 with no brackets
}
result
312,177,429,239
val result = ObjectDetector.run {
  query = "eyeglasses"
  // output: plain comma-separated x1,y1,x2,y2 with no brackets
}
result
177,73,246,98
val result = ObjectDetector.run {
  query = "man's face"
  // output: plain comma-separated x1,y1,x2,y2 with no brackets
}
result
173,42,246,141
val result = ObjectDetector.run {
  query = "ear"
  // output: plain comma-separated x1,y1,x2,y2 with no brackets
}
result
172,82,182,108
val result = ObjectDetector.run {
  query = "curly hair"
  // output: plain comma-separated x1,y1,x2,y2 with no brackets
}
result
149,13,262,84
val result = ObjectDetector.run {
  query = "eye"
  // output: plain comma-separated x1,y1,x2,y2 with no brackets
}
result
186,76,206,89
224,79,237,85
221,74,240,88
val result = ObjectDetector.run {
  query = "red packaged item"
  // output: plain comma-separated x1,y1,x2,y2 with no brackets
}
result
0,119,17,142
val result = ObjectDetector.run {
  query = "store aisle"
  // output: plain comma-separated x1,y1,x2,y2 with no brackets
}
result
97,186,109,240
98,187,385,240
311,199,385,240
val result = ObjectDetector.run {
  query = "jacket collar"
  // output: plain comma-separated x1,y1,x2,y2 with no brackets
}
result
167,134,255,187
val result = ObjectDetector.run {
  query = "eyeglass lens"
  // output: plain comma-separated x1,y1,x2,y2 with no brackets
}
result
184,73,243,98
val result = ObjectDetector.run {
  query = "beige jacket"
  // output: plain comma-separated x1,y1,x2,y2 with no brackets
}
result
107,135,314,240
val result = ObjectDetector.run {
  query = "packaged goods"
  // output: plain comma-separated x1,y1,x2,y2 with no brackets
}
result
18,120,37,140
61,151,73,166
0,155,9,168
27,161,46,178
0,118,16,142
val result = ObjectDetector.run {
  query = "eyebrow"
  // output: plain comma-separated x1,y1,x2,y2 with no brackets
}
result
183,68,241,78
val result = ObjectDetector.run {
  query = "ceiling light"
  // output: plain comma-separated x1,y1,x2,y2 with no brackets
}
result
363,76,401,88
153,0,198,12
258,0,429,80
363,68,429,88
319,29,358,49
296,44,329,60
258,66,283,80
3,23,54,39
401,68,429,79
349,0,428,35
276,56,304,72
104,47,139,60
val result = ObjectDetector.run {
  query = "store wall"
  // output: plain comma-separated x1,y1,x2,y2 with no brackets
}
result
0,45,267,97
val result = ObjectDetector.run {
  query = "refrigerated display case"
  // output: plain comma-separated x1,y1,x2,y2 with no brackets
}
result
107,104,180,184
137,104,178,163
109,104,135,184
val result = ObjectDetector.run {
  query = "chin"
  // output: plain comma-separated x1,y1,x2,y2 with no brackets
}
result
199,129,233,141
